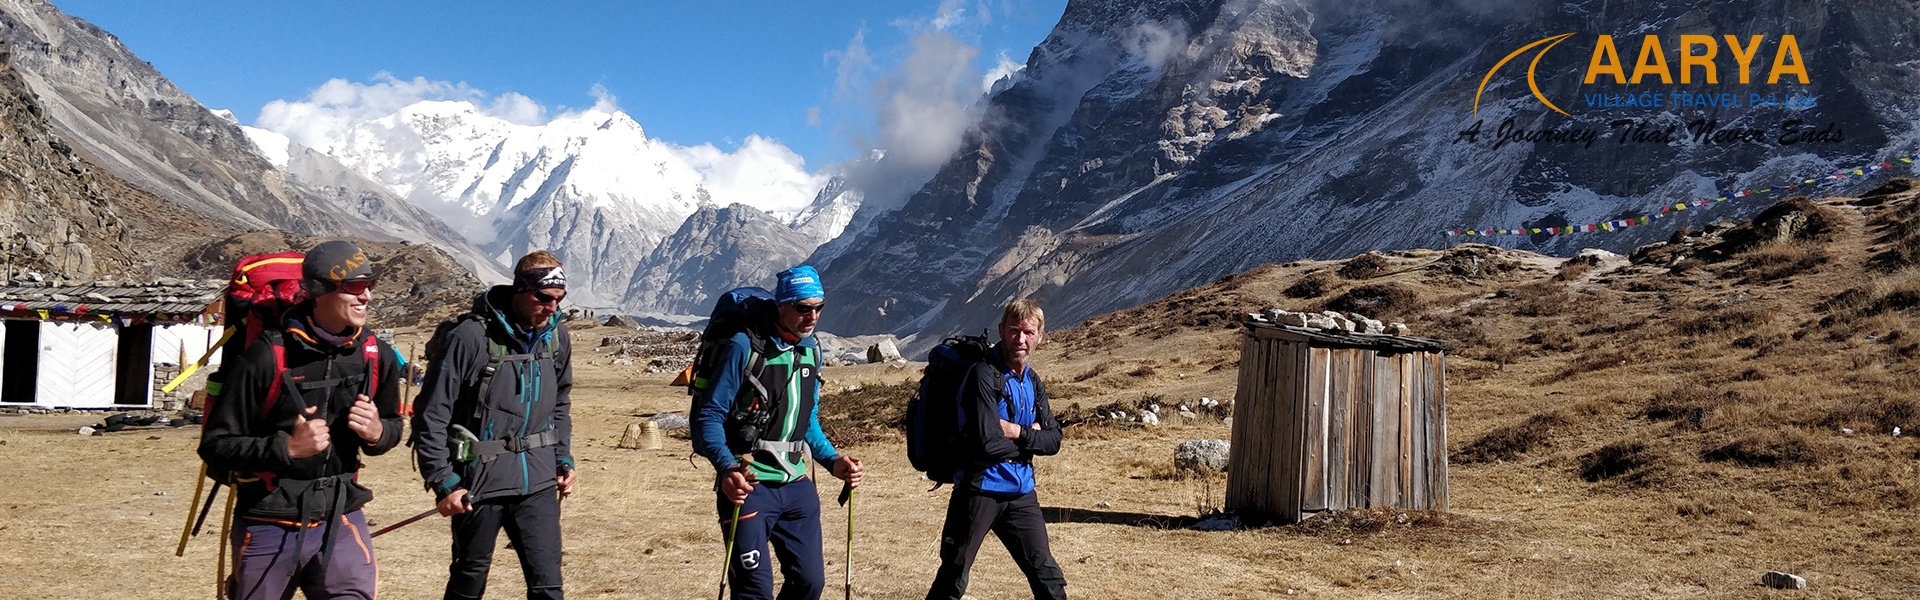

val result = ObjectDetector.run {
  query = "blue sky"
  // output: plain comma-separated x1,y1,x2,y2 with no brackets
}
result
51,0,1068,168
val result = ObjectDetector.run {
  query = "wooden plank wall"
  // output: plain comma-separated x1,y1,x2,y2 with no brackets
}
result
1229,326,1451,522
1226,334,1262,511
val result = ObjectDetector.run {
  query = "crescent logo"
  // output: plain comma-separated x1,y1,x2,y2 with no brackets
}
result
1474,33,1575,118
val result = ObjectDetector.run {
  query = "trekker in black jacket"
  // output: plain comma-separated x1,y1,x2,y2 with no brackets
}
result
198,240,404,600
926,299,1068,600
413,250,576,600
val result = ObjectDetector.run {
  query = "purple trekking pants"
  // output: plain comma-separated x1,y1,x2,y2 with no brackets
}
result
227,509,378,600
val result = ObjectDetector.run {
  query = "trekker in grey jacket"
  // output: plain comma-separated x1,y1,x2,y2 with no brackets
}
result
413,250,576,600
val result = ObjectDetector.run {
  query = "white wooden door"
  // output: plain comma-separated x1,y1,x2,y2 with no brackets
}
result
37,322,118,408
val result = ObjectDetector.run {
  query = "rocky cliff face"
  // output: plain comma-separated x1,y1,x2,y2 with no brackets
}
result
0,38,129,279
813,0,1920,347
0,0,501,281
622,203,815,313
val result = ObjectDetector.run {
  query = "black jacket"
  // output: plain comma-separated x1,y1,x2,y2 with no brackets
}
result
196,314,404,522
957,345,1062,493
413,286,574,501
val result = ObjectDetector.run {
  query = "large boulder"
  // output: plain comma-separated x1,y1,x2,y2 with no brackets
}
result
866,339,904,363
1175,439,1231,474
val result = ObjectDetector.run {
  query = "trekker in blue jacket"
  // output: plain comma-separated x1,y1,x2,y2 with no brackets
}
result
926,299,1067,600
692,265,864,600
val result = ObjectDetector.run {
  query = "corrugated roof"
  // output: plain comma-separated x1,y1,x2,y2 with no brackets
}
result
0,279,224,318
1247,322,1452,353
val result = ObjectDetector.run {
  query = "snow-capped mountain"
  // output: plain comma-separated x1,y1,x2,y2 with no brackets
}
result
813,0,1920,347
623,203,817,314
0,0,501,280
269,99,836,307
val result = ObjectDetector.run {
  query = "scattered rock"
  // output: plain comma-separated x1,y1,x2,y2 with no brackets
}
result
1095,500,1112,509
617,423,646,450
617,421,663,451
77,426,96,436
1139,411,1160,427
649,413,690,432
611,358,635,367
1175,439,1231,473
1190,514,1239,531
1761,571,1806,590
602,315,636,328
866,339,903,364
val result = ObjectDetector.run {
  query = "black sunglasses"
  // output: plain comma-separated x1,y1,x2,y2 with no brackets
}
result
532,290,566,305
790,302,825,315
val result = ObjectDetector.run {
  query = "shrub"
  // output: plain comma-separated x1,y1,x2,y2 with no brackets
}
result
1337,253,1391,280
1455,413,1567,464
1701,430,1821,467
1283,272,1339,299
1578,441,1664,484
1326,283,1422,319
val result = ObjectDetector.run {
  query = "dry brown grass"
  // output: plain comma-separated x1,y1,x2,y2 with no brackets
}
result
14,196,1920,598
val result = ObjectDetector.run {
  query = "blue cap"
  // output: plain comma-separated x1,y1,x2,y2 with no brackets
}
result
775,265,824,305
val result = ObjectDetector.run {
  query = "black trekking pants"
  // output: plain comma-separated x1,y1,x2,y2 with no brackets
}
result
446,489,564,600
925,489,1067,600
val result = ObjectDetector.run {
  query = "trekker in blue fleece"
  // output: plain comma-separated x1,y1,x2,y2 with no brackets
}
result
693,265,864,600
925,299,1067,600
413,250,576,600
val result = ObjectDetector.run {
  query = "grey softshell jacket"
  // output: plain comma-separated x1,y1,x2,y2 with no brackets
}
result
413,287,574,501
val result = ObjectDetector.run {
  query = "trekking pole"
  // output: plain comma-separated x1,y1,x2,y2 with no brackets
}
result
215,488,236,600
718,502,742,600
374,494,472,538
839,483,855,600
370,507,439,538
190,482,223,536
176,465,209,556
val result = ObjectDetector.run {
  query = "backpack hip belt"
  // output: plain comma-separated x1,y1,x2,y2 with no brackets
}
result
751,439,810,456
468,428,562,461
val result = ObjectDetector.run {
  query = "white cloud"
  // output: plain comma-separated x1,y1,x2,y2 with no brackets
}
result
487,92,547,124
587,83,620,114
827,29,874,102
930,0,968,31
675,135,829,214
806,106,823,126
981,50,1024,93
255,72,551,149
873,33,981,170
1126,21,1191,70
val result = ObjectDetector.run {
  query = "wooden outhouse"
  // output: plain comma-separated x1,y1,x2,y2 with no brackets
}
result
0,280,224,409
1227,321,1451,524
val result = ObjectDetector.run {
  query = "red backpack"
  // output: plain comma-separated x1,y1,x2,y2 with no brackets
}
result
199,251,380,485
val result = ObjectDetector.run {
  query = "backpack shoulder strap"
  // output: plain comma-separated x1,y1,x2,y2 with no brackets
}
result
361,335,381,399
260,333,288,422
738,331,773,403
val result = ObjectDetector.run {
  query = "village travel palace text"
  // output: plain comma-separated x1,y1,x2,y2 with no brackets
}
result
1456,33,1832,150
